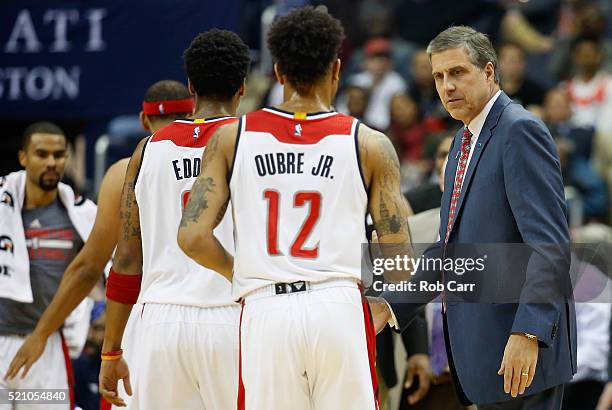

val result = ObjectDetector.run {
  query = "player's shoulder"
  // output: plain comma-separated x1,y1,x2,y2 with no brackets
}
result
357,122,398,172
106,158,130,180
358,122,392,149
150,117,238,148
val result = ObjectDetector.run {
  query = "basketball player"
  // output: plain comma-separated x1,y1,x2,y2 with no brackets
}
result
0,122,96,410
4,80,193,391
177,7,411,410
99,29,250,409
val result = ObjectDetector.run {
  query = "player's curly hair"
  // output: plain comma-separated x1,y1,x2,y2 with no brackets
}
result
183,29,250,101
267,7,344,94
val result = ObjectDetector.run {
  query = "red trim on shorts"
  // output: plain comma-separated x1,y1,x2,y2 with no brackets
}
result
237,300,246,410
360,291,380,409
59,332,76,409
100,397,112,410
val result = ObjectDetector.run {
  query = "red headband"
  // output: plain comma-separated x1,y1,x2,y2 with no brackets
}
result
142,98,194,115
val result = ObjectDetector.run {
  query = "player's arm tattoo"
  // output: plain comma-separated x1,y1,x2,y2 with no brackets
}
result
362,126,410,238
113,138,147,273
179,132,226,229
181,176,216,227
120,179,141,241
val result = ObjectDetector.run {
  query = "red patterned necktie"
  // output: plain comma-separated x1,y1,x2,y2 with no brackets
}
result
444,128,472,244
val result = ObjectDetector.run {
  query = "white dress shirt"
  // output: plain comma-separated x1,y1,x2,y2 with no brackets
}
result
385,89,502,329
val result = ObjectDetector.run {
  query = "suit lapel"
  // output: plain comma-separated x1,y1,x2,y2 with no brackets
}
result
448,92,513,237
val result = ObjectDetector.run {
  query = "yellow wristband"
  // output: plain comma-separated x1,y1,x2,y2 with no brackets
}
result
101,354,122,361
101,349,123,361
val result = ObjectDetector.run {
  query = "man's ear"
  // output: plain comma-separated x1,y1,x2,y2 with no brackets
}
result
273,63,285,85
18,150,26,168
332,58,341,82
188,79,196,96
485,62,495,82
239,79,246,97
139,111,151,132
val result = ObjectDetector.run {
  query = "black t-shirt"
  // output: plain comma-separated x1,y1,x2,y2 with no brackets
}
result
505,78,548,107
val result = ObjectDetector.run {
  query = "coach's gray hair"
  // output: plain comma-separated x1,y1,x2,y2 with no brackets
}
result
426,26,500,84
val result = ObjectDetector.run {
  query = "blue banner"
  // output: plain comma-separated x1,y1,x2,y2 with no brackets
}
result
0,0,241,120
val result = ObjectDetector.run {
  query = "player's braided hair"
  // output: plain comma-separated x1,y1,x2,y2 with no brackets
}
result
183,29,250,101
267,6,344,94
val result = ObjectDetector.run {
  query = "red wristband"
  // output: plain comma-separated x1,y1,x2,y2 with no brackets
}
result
106,267,142,304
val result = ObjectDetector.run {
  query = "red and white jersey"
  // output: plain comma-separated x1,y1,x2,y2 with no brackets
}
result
135,117,237,308
229,108,368,299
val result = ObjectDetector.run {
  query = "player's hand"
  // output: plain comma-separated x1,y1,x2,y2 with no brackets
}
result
404,353,432,405
4,332,47,380
99,358,132,407
497,333,538,398
367,296,391,334
596,381,612,410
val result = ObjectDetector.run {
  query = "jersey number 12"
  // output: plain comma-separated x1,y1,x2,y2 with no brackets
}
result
264,190,321,258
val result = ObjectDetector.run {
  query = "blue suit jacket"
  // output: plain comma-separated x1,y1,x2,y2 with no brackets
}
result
382,92,577,404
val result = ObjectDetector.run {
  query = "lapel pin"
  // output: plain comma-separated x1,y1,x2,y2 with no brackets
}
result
477,142,482,150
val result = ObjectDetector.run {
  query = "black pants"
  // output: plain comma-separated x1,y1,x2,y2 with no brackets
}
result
562,380,604,410
478,384,564,410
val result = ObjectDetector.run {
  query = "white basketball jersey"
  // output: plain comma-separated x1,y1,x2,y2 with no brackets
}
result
135,117,237,308
230,108,368,299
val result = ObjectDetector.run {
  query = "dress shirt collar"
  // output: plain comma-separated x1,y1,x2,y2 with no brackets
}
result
467,89,502,136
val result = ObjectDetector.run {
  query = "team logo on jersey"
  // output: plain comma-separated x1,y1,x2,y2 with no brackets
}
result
294,124,302,136
158,103,165,115
0,191,14,209
193,126,200,139
0,235,14,254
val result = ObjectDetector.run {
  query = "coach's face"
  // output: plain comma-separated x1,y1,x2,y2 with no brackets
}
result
431,47,496,125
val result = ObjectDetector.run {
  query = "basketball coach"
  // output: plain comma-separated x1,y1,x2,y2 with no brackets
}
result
374,26,576,409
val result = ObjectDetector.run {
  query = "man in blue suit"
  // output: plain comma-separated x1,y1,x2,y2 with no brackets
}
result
372,26,576,409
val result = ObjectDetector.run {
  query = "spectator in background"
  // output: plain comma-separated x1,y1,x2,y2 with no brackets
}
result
403,135,453,214
345,85,370,121
550,3,612,81
388,94,447,190
409,50,448,122
345,6,417,82
347,37,407,130
544,88,609,222
498,42,548,108
388,94,425,163
566,36,612,135
73,303,105,410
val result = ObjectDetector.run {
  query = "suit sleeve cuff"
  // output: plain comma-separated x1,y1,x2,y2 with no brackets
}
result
385,300,399,330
